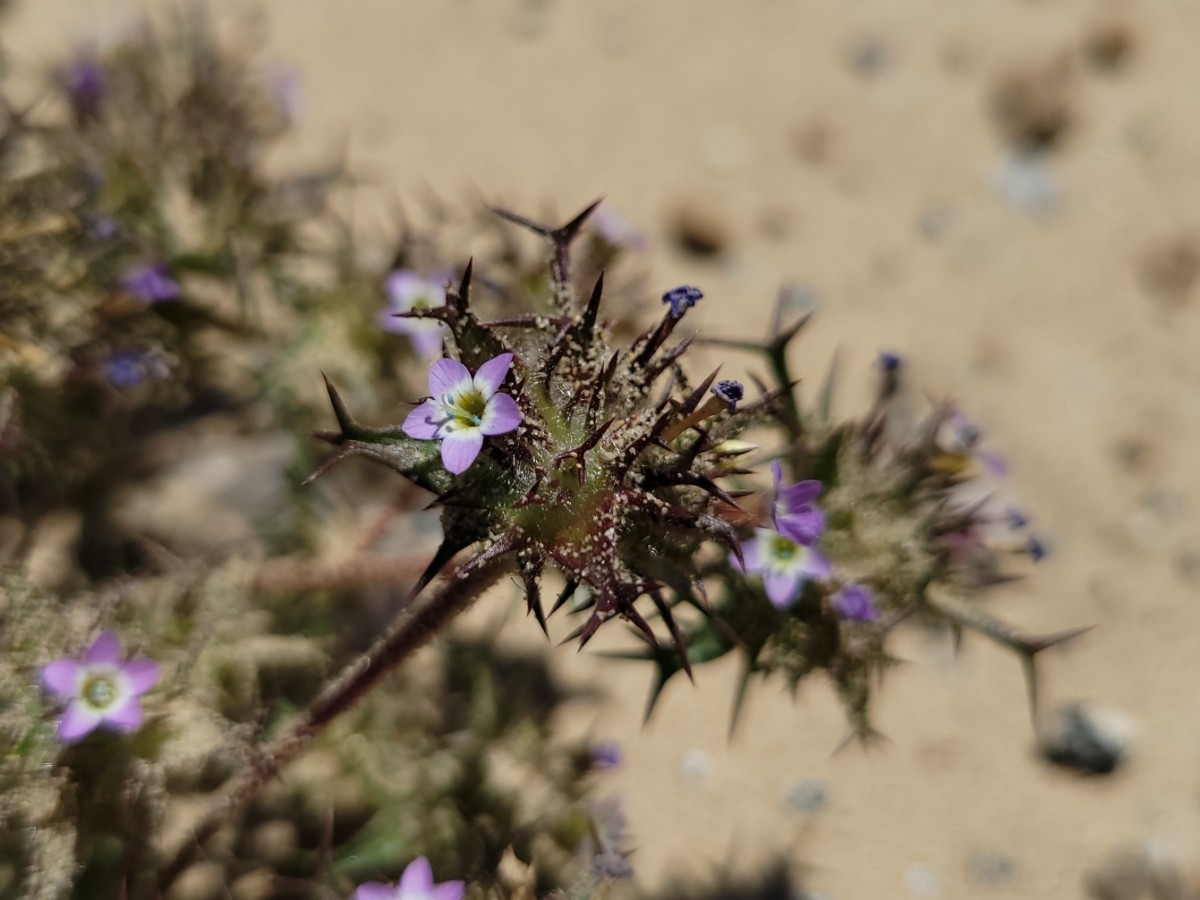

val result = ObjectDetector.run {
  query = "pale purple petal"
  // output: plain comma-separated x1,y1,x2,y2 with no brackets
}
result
777,508,825,546
979,450,1009,477
734,539,759,574
764,571,802,609
354,883,399,900
385,270,425,303
86,631,122,665
432,882,466,900
59,701,103,742
479,392,522,436
832,584,879,622
780,480,822,510
121,659,160,695
770,460,786,494
408,326,445,357
398,857,435,895
41,660,82,698
377,309,409,335
440,429,484,474
798,547,832,580
428,358,472,400
403,399,445,440
473,352,513,399
103,696,143,731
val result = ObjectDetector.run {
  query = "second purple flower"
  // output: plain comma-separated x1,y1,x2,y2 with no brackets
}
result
402,353,523,474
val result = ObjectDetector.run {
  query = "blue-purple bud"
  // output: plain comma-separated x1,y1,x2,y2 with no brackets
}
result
662,285,704,319
712,379,743,413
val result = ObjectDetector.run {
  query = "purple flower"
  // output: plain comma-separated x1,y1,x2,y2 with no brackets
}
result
88,214,119,241
121,262,180,304
1006,507,1030,530
40,632,159,743
661,285,703,319
102,348,168,388
770,461,825,546
936,407,1008,478
878,351,902,373
712,379,743,413
1026,534,1048,562
402,353,523,474
831,583,880,622
259,64,304,124
62,56,104,123
590,740,622,770
735,527,831,610
355,856,464,900
379,270,449,357
592,206,646,251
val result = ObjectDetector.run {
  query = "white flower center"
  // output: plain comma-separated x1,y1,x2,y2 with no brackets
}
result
765,533,801,569
443,389,487,428
82,672,119,710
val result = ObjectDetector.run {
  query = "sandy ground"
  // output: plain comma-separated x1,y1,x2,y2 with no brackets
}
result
10,1,1200,897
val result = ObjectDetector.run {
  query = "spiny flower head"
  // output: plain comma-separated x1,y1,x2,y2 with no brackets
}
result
402,353,522,474
314,201,768,660
40,631,159,742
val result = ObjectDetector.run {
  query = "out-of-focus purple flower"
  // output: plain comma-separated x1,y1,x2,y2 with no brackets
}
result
831,583,880,622
102,348,169,389
1026,534,1048,562
592,206,646,252
88,214,119,241
259,64,304,124
402,353,523,474
584,794,635,880
62,55,104,124
40,631,159,743
770,461,825,546
590,741,622,770
379,270,449,357
354,856,464,900
661,285,703,319
121,262,180,304
935,407,1008,478
712,379,743,413
735,526,831,610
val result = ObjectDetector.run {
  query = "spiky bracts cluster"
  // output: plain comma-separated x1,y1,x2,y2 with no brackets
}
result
315,202,774,671
619,318,1082,741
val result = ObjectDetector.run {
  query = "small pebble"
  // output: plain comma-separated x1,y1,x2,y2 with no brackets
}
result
778,282,821,318
1038,702,1134,775
700,124,751,173
1083,840,1188,900
669,201,730,258
679,748,713,785
905,862,941,898
847,36,888,77
992,150,1061,218
967,850,1017,886
1138,234,1199,308
991,58,1074,150
917,208,953,241
1083,20,1135,72
782,777,830,815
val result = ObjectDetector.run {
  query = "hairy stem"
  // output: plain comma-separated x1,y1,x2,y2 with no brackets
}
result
156,551,514,893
